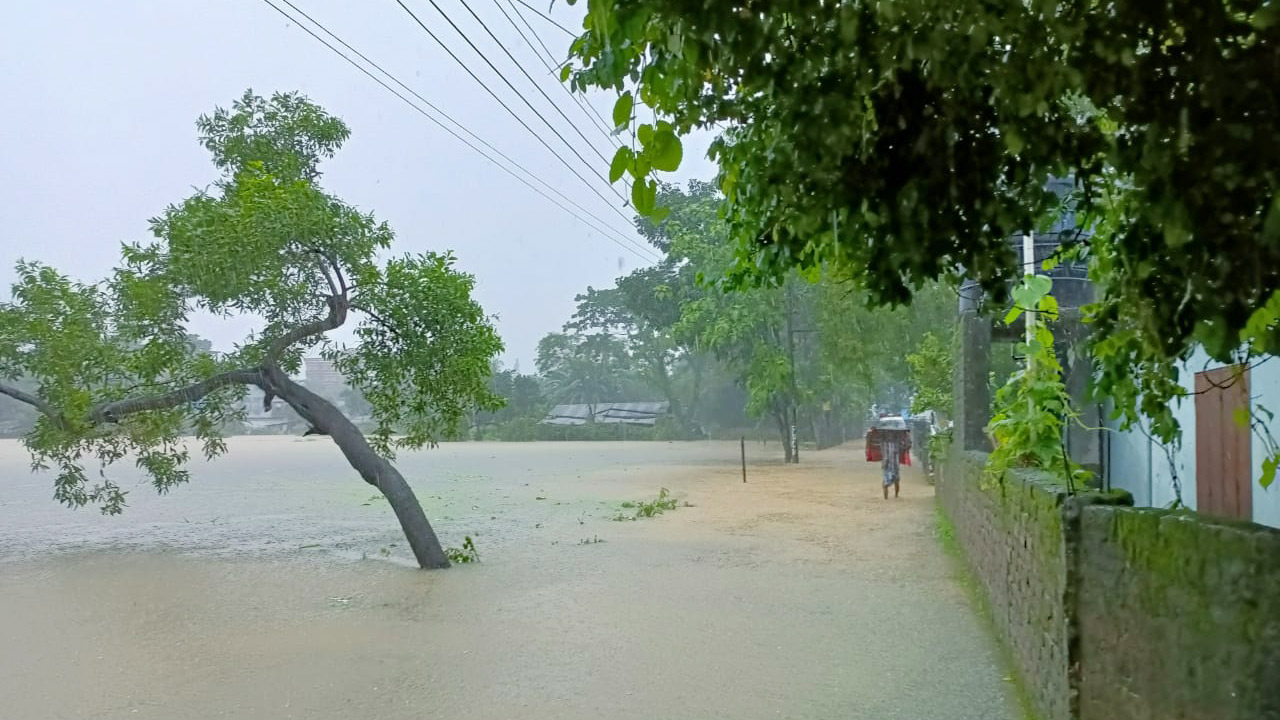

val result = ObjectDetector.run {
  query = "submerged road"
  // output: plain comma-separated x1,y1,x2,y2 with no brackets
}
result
0,438,1018,720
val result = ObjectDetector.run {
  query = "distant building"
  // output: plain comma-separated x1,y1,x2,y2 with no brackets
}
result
542,402,670,426
241,386,286,417
304,357,347,399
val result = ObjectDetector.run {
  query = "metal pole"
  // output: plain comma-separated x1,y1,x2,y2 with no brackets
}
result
786,282,800,464
1024,232,1036,421
1023,232,1036,347
741,436,747,483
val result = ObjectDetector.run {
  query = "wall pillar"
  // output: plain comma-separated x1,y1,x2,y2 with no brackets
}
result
955,282,992,451
1058,319,1102,478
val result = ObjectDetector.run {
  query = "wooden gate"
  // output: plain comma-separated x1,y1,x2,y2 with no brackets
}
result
1194,365,1252,519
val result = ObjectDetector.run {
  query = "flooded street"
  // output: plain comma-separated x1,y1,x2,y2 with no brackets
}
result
0,438,1017,720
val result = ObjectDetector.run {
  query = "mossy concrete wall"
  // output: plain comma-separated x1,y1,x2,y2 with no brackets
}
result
1077,507,1280,720
941,449,1280,720
938,450,1076,720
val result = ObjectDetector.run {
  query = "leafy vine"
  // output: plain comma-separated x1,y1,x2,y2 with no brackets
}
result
984,274,1091,490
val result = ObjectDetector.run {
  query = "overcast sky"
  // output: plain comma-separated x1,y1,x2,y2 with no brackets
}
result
0,0,715,371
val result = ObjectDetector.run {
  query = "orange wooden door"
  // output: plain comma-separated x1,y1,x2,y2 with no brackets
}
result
1194,365,1253,519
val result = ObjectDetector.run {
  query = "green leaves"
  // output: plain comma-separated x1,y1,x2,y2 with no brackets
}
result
612,91,633,130
148,92,394,369
340,253,503,454
548,180,959,453
1242,289,1280,353
1262,455,1278,489
1011,274,1052,311
632,177,657,215
609,146,632,183
986,276,1089,487
566,0,1280,422
650,125,683,172
197,90,350,182
603,106,687,217
906,331,954,415
0,258,242,514
629,121,682,173
1247,403,1280,490
1005,274,1056,325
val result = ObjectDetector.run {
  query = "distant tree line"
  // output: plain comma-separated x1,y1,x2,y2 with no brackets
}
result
486,181,958,461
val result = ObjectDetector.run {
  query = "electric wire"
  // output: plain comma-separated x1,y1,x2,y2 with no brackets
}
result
394,0,632,218
259,0,658,262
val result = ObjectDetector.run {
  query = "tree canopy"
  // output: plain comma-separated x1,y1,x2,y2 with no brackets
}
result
565,0,1280,441
541,180,955,459
0,90,502,568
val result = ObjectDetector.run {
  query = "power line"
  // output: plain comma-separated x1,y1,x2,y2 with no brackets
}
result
511,0,576,37
506,0,583,78
509,0,560,60
495,0,614,141
496,0,618,146
258,0,658,263
394,0,633,218
508,0,567,73
451,0,615,164
271,0,645,256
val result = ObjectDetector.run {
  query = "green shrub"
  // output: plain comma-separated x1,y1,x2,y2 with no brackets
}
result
445,536,480,564
627,488,679,519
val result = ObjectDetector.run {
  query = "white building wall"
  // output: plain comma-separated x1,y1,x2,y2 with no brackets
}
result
1248,357,1280,527
1106,347,1280,528
1105,414,1153,507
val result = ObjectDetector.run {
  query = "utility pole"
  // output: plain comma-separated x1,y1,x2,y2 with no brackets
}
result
1024,231,1037,399
786,281,800,464
1024,232,1036,347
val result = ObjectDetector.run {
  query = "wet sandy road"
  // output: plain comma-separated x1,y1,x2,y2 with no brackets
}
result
0,438,1018,720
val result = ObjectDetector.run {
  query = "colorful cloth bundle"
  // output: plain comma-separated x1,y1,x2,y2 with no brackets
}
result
865,427,912,466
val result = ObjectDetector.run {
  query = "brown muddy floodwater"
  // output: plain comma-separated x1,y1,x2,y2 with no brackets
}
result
0,438,1017,720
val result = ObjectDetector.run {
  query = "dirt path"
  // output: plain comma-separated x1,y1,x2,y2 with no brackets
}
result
0,439,1016,719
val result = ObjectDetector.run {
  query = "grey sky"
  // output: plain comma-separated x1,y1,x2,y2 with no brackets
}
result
0,0,715,370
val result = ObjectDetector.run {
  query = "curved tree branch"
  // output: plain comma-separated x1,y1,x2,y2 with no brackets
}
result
266,294,349,363
90,368,264,424
332,260,348,293
351,302,402,340
4,369,263,429
0,382,58,419
314,255,340,297
303,245,348,296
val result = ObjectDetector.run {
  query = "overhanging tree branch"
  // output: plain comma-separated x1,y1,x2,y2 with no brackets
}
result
3,368,263,429
0,382,58,419
90,368,263,424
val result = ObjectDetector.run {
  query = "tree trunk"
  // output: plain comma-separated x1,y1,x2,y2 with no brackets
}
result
650,353,683,426
265,368,451,569
688,356,704,432
774,408,793,463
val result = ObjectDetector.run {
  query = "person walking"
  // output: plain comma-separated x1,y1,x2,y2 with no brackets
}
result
881,430,902,499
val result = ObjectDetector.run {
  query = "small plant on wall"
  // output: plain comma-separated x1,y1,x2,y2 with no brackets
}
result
984,274,1091,491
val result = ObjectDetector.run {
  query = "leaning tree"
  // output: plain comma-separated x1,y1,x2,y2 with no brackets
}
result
0,90,502,569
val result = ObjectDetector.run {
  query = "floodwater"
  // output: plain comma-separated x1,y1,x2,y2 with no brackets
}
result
0,438,1017,720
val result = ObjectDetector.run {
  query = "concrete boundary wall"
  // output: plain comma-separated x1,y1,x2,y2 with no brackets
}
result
939,449,1280,720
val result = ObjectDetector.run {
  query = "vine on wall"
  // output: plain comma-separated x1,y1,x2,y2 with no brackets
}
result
985,274,1091,490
